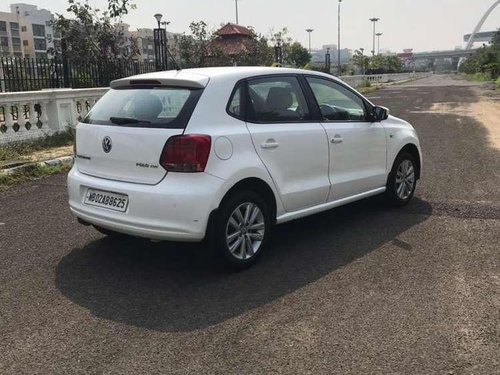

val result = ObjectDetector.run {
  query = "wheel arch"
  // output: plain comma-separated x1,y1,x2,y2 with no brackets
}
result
397,143,421,179
219,177,278,225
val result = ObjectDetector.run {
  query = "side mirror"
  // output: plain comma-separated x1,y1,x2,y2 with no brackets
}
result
371,106,389,122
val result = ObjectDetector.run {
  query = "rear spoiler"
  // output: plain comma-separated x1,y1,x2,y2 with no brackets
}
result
110,73,209,90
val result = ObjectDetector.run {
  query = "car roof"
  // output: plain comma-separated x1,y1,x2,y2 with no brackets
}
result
110,66,340,89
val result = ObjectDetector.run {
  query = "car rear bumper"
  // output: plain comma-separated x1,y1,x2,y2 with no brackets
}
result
67,166,224,241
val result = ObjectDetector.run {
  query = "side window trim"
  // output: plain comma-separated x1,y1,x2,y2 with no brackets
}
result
243,74,314,124
304,75,374,123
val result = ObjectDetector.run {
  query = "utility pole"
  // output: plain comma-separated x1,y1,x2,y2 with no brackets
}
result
235,0,239,24
306,29,314,53
376,32,383,55
369,17,380,56
360,47,365,75
338,0,342,76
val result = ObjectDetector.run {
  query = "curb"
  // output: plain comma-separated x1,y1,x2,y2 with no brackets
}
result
0,155,74,175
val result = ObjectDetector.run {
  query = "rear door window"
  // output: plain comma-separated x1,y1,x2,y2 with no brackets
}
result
246,76,310,123
82,87,203,128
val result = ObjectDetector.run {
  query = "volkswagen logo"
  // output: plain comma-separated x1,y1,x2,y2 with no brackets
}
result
102,136,112,153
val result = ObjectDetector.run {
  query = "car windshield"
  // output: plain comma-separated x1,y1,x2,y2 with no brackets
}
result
82,87,202,129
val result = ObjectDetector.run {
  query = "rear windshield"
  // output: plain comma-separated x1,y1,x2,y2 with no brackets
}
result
82,87,203,128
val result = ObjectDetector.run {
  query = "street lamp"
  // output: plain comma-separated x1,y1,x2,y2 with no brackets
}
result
369,17,380,56
154,13,162,28
376,32,383,55
153,13,168,71
305,29,314,54
338,0,342,76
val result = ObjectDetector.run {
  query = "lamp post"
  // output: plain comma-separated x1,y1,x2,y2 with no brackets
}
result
360,47,365,75
305,29,314,54
338,0,342,76
376,32,383,55
274,38,283,67
369,17,380,56
153,13,168,71
325,47,331,73
235,0,239,24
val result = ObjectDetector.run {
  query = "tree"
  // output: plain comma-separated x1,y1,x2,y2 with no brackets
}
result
366,55,403,74
232,27,274,67
50,0,138,62
176,21,217,68
352,49,369,74
177,22,274,68
285,42,311,68
459,30,500,79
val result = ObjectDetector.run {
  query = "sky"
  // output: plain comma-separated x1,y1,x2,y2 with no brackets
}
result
2,0,499,52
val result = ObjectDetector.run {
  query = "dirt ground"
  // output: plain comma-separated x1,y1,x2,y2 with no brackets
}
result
26,145,74,162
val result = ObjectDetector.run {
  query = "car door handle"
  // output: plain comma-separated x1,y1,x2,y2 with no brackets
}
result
261,140,279,149
331,135,343,144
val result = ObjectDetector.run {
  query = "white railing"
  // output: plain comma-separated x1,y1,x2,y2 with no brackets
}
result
0,88,108,145
340,72,432,88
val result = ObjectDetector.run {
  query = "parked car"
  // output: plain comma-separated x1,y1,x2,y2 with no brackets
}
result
67,67,422,269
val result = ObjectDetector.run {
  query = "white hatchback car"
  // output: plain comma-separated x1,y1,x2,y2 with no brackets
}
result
68,67,422,269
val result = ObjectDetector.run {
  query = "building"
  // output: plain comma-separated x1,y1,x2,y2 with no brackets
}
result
0,11,29,58
311,44,352,65
131,28,155,62
131,28,180,62
211,23,255,56
9,3,60,60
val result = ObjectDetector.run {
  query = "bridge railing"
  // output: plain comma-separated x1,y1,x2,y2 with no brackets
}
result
340,72,432,88
0,87,107,145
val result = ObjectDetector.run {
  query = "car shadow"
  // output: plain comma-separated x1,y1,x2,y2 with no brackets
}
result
55,196,432,332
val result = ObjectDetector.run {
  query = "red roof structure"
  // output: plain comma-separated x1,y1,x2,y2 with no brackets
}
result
211,23,254,56
216,23,253,37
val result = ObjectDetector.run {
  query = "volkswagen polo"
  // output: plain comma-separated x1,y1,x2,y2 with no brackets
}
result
68,67,422,269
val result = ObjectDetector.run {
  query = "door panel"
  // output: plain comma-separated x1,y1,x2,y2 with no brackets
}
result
245,75,330,212
322,122,387,200
305,76,387,201
247,123,330,212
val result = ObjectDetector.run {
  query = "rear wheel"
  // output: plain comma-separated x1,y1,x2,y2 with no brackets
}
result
214,191,270,270
386,152,417,206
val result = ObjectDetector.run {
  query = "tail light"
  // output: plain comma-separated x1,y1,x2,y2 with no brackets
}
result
160,134,211,172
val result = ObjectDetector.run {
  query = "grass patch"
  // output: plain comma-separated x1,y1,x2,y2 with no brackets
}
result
0,163,70,192
460,72,494,82
496,77,500,88
357,85,379,94
0,129,74,162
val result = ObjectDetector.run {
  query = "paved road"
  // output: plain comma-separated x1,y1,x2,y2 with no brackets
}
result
1,75,499,374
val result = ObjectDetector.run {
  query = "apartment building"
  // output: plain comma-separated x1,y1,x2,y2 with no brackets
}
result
0,11,29,57
131,28,156,62
10,3,60,60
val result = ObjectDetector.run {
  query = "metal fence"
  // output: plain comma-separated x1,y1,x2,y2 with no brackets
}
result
0,57,157,93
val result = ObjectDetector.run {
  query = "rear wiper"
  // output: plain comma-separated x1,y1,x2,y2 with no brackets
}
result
109,117,151,125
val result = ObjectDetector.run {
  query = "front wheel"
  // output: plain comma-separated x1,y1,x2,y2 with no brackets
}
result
214,191,270,270
386,152,417,206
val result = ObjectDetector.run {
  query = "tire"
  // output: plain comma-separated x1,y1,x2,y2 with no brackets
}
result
386,152,417,206
213,190,271,270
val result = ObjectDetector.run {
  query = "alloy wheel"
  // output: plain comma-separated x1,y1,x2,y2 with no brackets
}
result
225,202,265,260
395,159,415,200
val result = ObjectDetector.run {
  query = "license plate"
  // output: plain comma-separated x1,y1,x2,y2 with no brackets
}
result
84,189,129,212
